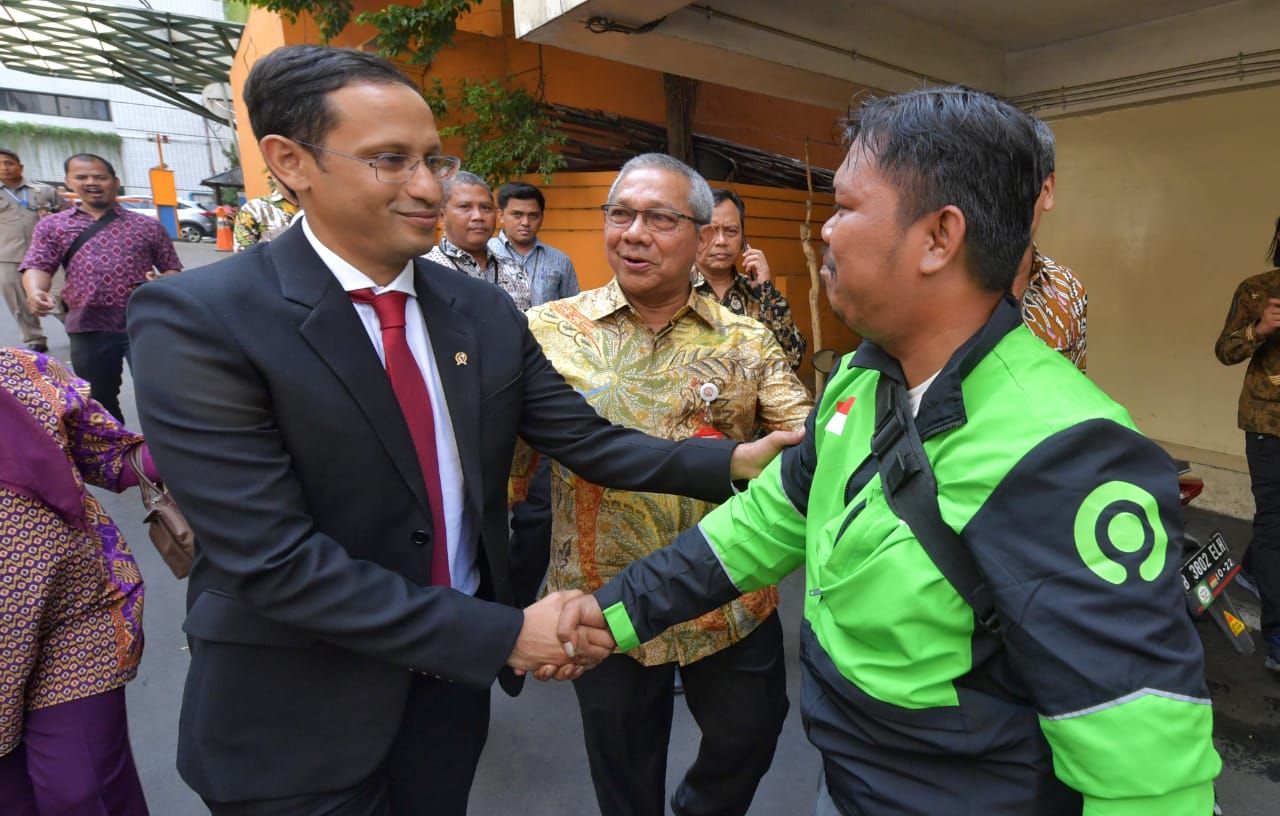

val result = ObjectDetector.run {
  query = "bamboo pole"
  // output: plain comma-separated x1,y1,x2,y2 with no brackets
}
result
800,137,825,397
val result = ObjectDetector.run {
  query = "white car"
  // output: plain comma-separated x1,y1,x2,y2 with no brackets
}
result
123,197,217,243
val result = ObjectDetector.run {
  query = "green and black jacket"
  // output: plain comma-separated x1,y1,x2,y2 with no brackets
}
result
595,297,1220,815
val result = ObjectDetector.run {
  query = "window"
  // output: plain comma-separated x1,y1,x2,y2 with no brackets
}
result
0,88,111,121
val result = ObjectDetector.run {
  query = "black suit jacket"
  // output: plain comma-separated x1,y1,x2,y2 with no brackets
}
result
126,225,736,802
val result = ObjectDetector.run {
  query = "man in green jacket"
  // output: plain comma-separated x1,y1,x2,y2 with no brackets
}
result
555,86,1220,815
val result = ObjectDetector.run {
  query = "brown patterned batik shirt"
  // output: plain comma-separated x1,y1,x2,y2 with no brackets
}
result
522,280,812,667
692,267,808,370
1020,249,1088,372
1215,267,1280,435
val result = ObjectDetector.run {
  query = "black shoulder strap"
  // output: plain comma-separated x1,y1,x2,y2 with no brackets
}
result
871,374,1002,638
61,207,119,269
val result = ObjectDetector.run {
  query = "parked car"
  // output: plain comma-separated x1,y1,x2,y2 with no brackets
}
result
123,197,217,243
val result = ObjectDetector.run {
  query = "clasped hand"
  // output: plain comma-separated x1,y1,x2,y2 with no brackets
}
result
508,590,615,681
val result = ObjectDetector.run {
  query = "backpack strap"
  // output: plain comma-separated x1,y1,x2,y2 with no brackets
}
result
61,207,119,269
871,373,1003,639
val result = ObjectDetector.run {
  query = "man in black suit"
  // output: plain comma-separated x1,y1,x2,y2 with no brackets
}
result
127,45,796,816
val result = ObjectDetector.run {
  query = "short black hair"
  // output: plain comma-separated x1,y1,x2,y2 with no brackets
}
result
0,148,20,162
1269,216,1280,268
243,45,417,160
842,86,1040,292
496,181,544,211
711,188,745,225
1033,117,1055,183
64,153,117,178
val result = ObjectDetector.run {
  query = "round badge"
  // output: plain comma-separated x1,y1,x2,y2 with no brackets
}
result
1196,585,1213,606
698,382,719,402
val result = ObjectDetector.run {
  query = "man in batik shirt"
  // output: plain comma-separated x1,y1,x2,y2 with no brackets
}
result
1011,118,1088,372
22,153,181,422
1214,217,1280,674
692,188,807,370
233,186,299,251
515,154,811,816
424,171,528,309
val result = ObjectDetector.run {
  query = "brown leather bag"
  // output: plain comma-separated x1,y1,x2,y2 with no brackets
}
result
126,445,194,579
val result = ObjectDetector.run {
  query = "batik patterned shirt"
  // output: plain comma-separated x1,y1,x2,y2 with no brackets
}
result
21,203,182,333
1020,249,1087,372
0,349,144,754
1215,267,1280,435
425,236,530,311
520,280,812,666
233,193,299,251
692,267,807,370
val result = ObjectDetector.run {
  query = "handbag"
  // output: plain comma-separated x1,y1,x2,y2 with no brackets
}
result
125,444,195,579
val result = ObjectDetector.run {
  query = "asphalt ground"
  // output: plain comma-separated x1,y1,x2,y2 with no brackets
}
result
3,238,1276,814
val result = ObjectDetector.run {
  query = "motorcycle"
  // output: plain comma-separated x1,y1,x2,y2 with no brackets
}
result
1176,461,1255,655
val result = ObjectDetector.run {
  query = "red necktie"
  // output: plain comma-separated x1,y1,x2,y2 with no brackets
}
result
349,288,450,587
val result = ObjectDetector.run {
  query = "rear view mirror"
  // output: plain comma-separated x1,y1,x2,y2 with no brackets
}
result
812,348,839,374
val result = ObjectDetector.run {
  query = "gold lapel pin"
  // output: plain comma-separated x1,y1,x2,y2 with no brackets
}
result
455,352,468,366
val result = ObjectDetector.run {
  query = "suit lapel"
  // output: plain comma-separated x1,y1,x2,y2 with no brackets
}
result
271,229,432,517
414,259,483,517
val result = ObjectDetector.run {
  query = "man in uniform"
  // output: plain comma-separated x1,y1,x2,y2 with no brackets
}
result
558,87,1219,815
0,148,64,351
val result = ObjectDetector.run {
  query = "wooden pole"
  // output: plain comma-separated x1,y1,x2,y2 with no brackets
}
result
800,137,825,397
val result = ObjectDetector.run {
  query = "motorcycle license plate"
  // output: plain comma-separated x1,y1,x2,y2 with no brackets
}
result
1180,532,1240,617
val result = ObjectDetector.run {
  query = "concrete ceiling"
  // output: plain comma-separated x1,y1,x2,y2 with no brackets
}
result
513,0,1280,117
885,0,1240,51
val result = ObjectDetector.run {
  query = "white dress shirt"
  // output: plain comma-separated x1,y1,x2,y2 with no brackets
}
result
301,216,478,595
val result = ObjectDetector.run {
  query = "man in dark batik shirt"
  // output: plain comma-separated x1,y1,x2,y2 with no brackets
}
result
692,188,806,370
22,153,181,422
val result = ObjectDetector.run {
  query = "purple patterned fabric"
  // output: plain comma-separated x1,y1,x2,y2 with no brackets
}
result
0,348,145,756
19,204,182,333
0,385,87,530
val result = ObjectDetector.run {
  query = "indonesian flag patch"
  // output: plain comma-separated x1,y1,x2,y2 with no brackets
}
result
825,396,856,435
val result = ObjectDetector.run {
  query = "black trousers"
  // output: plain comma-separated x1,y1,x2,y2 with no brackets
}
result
204,674,490,816
509,457,553,607
1245,431,1280,636
571,612,788,816
69,330,130,423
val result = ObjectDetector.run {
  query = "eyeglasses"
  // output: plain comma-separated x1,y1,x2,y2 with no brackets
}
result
709,224,742,240
294,140,461,183
600,203,701,232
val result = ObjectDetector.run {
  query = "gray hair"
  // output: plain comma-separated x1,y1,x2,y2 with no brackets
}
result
607,152,713,224
443,170,491,205
1033,117,1055,182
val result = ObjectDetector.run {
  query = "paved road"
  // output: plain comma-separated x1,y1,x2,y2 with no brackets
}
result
4,238,1276,814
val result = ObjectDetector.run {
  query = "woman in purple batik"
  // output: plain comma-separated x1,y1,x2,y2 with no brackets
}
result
0,346,159,815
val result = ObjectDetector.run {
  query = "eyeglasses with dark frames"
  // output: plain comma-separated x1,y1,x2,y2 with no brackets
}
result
599,203,702,232
294,140,462,183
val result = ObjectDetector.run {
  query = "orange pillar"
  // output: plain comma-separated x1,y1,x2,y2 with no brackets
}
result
216,205,234,251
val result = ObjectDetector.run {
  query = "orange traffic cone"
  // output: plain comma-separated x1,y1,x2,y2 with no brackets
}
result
215,205,233,251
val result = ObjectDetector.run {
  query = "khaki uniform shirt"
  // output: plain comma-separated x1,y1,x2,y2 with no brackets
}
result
0,179,63,262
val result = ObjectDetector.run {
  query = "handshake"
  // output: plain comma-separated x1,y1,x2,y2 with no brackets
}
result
506,590,613,681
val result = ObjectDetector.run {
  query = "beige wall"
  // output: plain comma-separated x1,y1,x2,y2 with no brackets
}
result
1039,81,1280,469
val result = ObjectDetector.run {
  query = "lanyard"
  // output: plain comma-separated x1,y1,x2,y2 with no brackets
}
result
1,185,28,209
